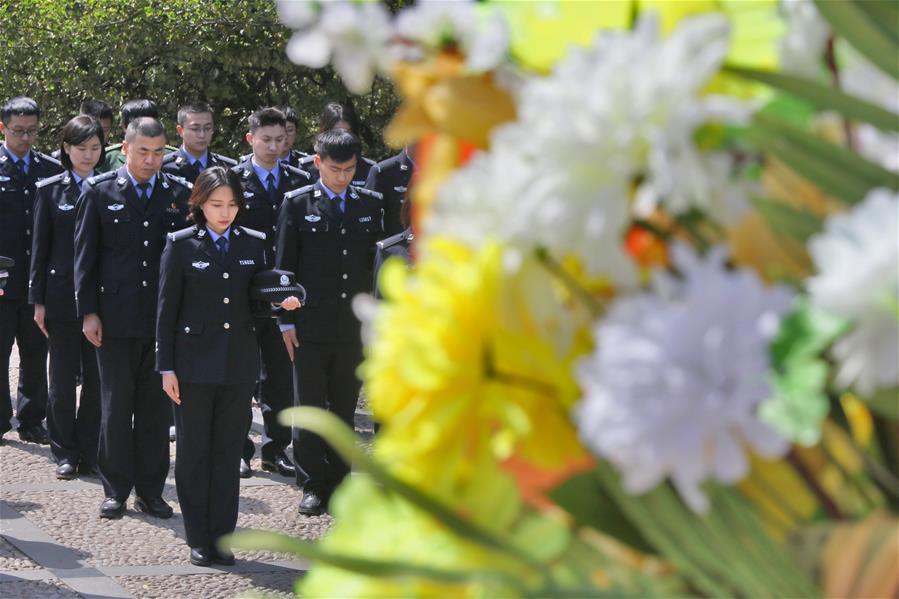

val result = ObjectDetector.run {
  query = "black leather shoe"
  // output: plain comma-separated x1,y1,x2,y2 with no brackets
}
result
18,424,49,445
190,547,212,567
298,490,326,516
55,461,76,480
212,545,236,566
99,497,126,519
261,453,296,477
78,462,99,476
135,496,173,519
239,459,252,479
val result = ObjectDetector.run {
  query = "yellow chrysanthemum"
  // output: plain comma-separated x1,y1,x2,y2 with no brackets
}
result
363,238,592,519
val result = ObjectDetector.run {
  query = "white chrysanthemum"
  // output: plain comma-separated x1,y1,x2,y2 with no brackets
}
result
394,0,509,72
280,0,393,94
576,244,793,513
806,188,899,396
778,0,830,77
426,14,749,281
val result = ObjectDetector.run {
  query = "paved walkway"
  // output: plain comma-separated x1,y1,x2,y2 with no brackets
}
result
2,344,373,598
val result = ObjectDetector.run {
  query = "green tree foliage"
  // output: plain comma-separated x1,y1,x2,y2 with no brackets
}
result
0,0,400,159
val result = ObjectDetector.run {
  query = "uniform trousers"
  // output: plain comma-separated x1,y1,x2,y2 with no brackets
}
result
96,337,170,500
0,299,47,433
249,317,294,461
46,319,100,466
292,340,364,495
174,382,254,548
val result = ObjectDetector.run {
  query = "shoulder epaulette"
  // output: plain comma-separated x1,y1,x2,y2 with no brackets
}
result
376,230,408,251
284,184,316,201
283,163,311,180
104,143,123,152
34,151,61,167
238,153,252,163
161,153,178,165
166,174,193,189
299,155,316,168
50,149,62,159
238,226,266,240
35,172,65,188
165,144,178,152
213,153,238,167
167,225,197,242
86,170,117,187
362,156,376,166
350,185,383,200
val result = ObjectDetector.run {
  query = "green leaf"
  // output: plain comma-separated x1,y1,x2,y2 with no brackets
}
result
769,298,849,370
508,513,571,562
814,0,899,80
854,0,899,45
865,386,899,420
278,407,545,570
548,471,655,554
751,197,824,243
725,65,899,133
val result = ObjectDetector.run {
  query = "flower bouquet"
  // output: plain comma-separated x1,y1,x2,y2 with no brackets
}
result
232,1,899,597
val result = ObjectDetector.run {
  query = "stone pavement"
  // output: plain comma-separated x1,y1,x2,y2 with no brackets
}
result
2,344,375,598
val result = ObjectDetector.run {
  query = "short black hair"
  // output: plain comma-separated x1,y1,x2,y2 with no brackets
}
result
278,105,298,126
2,96,40,123
318,102,359,135
59,116,106,171
124,117,166,143
248,107,286,132
188,166,245,227
80,99,113,121
177,102,213,125
120,99,159,128
314,128,361,163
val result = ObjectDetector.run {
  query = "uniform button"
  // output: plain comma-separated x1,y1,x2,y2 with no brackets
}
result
24,189,29,195
25,229,30,235
342,273,348,279
222,272,229,279
342,249,347,255
273,225,277,232
340,292,347,299
142,260,148,267
184,326,190,333
25,209,30,215
223,322,230,329
143,221,149,227
341,228,346,234
25,250,30,256
50,269,55,274
100,286,104,292
311,228,316,232
114,218,119,223
143,240,149,247
223,297,230,304
142,280,148,287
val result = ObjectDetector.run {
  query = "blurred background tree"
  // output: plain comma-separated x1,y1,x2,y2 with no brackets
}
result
0,0,401,159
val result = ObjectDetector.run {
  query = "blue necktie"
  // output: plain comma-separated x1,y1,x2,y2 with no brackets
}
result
137,182,150,206
15,159,26,176
215,236,228,259
266,173,277,204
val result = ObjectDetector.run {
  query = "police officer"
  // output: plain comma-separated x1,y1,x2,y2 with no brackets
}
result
232,107,310,478
74,117,192,519
161,103,237,183
298,102,376,188
157,166,301,567
277,129,383,515
0,96,63,445
279,105,308,168
50,100,113,162
366,146,415,239
30,116,105,478
98,100,176,173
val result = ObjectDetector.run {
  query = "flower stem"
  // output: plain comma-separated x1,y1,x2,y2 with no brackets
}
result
786,448,845,520
534,247,604,317
824,35,857,151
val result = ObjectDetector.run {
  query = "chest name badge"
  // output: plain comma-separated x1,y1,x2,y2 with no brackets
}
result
393,185,407,193
107,203,125,211
239,259,255,266
305,214,321,222
58,204,75,211
358,216,372,223
192,261,210,270
243,191,254,198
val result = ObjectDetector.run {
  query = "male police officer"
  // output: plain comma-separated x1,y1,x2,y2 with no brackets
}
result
232,108,310,478
74,117,192,519
161,103,237,183
365,146,415,239
0,96,63,445
99,100,176,173
277,129,383,515
279,105,308,168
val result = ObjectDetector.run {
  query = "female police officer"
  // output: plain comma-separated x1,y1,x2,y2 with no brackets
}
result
30,115,105,479
156,166,299,566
